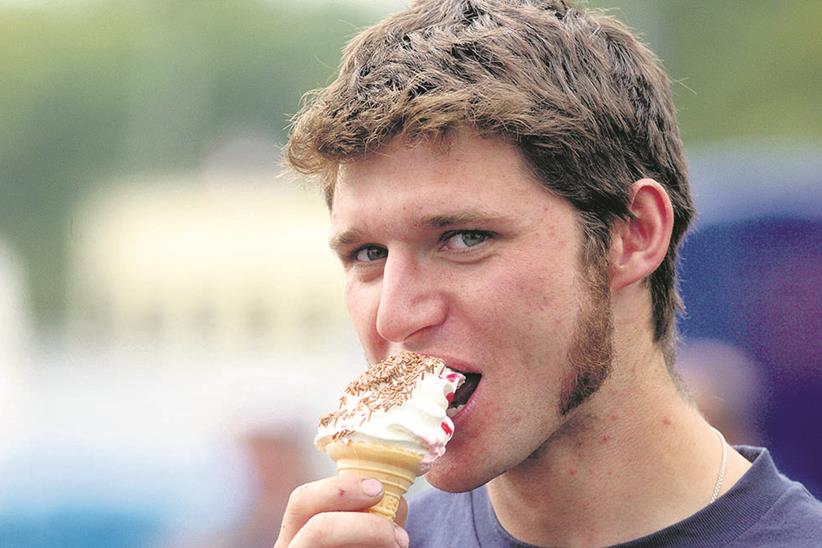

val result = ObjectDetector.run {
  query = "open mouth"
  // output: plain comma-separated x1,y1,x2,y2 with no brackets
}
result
447,371,481,418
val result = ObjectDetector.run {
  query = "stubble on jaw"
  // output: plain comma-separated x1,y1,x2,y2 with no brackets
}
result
559,253,614,416
524,255,614,464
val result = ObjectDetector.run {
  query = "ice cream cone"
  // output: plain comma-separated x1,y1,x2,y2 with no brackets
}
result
326,441,423,520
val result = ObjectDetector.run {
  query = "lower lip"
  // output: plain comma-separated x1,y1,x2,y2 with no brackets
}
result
450,379,482,428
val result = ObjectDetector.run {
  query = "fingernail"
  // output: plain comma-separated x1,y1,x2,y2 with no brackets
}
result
394,524,410,548
361,478,383,497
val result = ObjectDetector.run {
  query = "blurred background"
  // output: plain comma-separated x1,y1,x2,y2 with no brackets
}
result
0,0,819,546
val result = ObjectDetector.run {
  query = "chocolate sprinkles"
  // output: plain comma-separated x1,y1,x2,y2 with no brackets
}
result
318,352,447,441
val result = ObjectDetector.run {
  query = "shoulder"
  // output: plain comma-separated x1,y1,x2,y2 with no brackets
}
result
406,486,477,547
732,481,822,545
623,447,822,547
729,447,822,546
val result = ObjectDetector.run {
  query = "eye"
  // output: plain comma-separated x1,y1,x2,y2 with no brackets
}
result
442,230,492,250
354,245,387,262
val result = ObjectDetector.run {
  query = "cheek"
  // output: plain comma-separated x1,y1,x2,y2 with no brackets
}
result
345,281,389,362
468,265,579,355
345,281,376,330
479,265,572,320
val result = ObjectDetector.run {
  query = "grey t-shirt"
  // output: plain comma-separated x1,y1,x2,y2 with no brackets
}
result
406,447,822,547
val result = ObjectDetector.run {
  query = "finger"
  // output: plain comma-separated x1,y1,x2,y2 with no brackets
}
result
290,511,408,548
394,496,408,528
277,475,385,546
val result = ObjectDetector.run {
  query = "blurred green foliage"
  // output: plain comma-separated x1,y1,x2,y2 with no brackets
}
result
601,0,822,143
1,0,821,327
0,0,374,323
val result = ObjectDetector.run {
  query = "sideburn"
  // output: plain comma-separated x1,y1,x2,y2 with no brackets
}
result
558,254,614,416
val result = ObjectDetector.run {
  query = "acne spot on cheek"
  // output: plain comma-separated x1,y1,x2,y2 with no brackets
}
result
338,489,346,497
568,468,577,476
599,434,610,444
662,416,672,426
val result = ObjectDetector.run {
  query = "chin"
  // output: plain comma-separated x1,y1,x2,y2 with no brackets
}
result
424,458,491,493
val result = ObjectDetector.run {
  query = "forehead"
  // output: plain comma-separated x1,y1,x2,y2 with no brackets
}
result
325,130,584,257
330,131,543,216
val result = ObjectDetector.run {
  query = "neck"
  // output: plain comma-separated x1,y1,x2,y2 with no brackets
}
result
487,338,750,547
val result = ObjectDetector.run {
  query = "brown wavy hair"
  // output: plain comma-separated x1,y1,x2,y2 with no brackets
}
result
286,0,695,369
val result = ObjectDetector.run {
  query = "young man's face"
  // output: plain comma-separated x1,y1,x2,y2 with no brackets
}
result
329,130,612,491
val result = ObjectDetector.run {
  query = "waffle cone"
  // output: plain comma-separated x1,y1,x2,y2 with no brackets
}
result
326,441,423,520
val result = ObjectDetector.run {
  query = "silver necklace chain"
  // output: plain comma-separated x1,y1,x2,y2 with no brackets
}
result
709,427,728,503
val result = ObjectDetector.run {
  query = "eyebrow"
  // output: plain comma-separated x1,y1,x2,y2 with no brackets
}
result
424,210,511,228
328,209,513,253
328,228,364,253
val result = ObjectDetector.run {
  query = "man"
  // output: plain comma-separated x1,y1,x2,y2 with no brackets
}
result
276,1,822,546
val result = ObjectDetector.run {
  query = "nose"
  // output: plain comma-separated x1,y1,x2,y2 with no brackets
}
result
375,252,447,344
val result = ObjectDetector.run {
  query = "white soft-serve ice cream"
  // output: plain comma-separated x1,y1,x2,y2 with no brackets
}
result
315,351,464,471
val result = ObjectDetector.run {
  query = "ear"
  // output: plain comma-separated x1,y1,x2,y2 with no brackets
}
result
609,179,674,291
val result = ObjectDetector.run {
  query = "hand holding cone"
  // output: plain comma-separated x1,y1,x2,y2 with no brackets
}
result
315,353,463,521
326,441,423,520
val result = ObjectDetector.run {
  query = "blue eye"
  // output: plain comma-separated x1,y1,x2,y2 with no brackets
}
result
443,230,491,249
354,245,387,262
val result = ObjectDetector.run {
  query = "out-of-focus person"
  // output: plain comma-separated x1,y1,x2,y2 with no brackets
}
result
678,339,763,447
